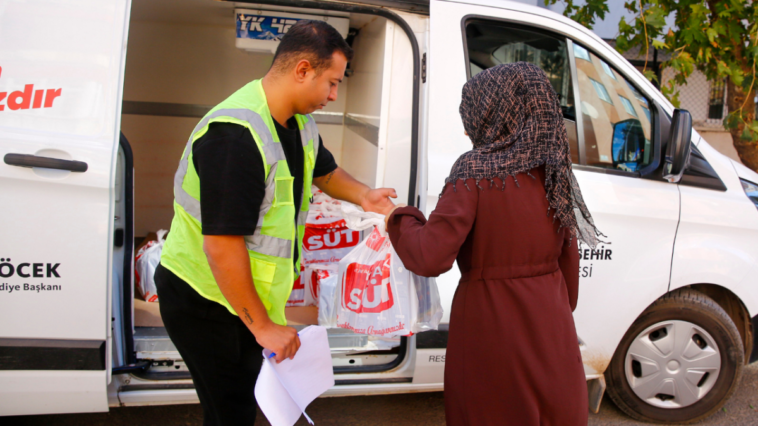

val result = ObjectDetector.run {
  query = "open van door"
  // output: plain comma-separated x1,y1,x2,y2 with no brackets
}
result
0,0,131,415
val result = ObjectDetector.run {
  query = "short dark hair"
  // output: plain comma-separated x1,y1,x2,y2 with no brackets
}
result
271,20,354,75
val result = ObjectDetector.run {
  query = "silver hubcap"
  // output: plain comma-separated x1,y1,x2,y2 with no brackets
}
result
625,320,721,409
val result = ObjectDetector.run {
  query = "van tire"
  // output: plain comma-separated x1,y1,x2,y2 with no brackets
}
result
604,288,744,424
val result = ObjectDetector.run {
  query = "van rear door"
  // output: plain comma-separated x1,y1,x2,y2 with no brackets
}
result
0,0,130,416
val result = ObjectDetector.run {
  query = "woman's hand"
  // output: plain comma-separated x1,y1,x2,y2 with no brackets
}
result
384,204,408,228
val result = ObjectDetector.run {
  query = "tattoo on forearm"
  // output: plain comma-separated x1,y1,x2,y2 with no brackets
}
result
243,308,254,325
324,170,335,185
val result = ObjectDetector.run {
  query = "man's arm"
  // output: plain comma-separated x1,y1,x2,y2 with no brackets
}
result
203,235,300,363
313,167,397,215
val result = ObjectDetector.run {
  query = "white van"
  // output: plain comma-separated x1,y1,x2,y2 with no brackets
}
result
2,0,757,423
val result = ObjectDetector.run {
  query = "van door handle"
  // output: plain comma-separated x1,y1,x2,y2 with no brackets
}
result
4,153,88,172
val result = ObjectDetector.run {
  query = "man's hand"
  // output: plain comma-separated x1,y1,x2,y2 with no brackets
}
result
314,167,398,215
204,235,301,363
252,320,301,363
361,188,398,215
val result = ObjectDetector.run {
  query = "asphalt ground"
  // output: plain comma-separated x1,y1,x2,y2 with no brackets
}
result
6,363,758,426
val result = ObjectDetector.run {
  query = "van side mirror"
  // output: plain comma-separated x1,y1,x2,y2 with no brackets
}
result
662,109,692,183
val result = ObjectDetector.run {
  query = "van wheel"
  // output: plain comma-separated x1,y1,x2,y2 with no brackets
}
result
605,288,744,424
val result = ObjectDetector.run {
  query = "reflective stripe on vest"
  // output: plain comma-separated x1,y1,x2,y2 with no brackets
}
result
297,210,309,226
298,120,320,230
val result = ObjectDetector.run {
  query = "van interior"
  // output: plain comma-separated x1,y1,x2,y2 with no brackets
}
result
114,0,416,378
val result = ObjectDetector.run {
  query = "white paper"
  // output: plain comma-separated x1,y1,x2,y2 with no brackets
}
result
255,326,334,426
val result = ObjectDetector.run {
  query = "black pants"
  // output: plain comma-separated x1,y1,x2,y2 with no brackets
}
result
155,263,264,426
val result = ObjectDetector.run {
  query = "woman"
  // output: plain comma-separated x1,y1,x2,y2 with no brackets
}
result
386,62,603,425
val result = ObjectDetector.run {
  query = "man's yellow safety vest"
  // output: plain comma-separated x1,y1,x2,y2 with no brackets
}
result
161,79,318,326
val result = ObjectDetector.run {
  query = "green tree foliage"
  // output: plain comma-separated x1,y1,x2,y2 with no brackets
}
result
547,0,758,172
546,0,610,29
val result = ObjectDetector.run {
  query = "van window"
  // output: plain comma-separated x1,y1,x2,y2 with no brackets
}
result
601,60,618,80
573,44,591,61
590,78,613,104
464,20,579,163
573,44,653,172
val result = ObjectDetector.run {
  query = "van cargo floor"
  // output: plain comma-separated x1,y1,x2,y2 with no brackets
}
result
134,326,391,361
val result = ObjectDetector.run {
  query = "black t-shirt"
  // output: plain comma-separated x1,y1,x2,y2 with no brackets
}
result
191,119,338,262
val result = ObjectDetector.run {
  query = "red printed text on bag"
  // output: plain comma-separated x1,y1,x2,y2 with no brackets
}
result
304,228,360,251
342,253,394,313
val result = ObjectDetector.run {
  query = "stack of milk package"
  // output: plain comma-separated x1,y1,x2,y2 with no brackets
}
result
327,203,444,337
286,189,361,327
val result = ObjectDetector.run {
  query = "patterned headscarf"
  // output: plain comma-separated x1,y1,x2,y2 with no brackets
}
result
447,62,604,248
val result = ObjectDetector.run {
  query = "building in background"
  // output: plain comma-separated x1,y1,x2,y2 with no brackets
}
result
514,0,739,162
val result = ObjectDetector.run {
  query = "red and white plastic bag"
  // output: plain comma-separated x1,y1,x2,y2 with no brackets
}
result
336,226,414,336
301,189,361,270
290,266,340,321
411,273,444,333
286,265,306,307
135,229,167,303
287,266,331,308
301,267,336,307
316,270,339,327
333,203,443,336
289,189,361,307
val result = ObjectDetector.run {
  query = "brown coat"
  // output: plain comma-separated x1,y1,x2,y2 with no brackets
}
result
387,166,588,426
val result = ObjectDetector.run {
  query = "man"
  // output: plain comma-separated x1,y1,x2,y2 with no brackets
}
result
155,20,397,425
